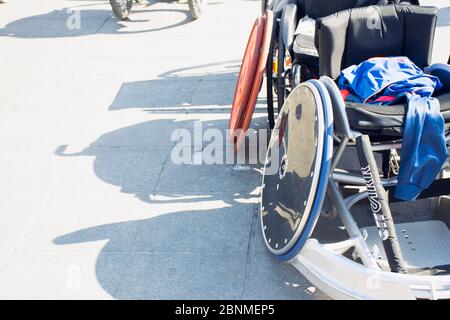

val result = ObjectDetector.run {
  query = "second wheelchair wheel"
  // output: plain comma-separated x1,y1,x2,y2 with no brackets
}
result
238,11,274,146
228,17,265,141
188,0,207,20
109,0,133,20
261,80,333,260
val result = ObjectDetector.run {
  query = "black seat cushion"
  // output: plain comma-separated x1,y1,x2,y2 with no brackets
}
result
345,92,450,137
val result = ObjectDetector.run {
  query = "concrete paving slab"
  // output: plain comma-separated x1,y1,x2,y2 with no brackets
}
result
156,161,261,193
0,192,51,253
16,192,146,253
422,0,450,63
0,150,72,193
242,252,328,300
56,147,168,192
0,110,190,151
115,251,246,300
132,198,255,254
16,190,257,254
0,252,127,299
0,254,8,272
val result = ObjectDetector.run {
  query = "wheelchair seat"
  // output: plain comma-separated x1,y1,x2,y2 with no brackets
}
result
314,4,450,137
346,93,450,137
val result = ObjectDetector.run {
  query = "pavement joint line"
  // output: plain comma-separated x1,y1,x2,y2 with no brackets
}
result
239,202,259,299
186,76,204,106
0,156,76,275
112,216,144,297
152,139,179,194
94,12,113,34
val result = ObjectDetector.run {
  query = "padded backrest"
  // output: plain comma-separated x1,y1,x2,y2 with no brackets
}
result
297,0,420,19
298,0,380,19
316,5,437,78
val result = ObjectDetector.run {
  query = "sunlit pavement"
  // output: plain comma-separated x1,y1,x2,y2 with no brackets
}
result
0,0,448,299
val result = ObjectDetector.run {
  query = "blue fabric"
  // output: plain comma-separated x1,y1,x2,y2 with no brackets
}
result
339,57,446,201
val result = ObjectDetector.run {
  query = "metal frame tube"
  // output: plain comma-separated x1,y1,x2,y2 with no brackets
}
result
355,135,407,273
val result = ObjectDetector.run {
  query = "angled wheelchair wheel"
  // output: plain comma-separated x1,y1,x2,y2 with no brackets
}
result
237,11,274,147
261,80,333,260
230,12,273,149
228,17,265,139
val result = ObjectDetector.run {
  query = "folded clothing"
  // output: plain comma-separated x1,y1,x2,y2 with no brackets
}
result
338,56,446,201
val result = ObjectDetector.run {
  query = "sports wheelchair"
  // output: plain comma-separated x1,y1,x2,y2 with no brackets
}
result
264,0,420,129
260,4,450,299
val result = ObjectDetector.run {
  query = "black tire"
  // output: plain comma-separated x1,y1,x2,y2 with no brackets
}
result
266,17,277,129
109,0,133,20
292,63,301,89
276,28,286,113
188,0,206,20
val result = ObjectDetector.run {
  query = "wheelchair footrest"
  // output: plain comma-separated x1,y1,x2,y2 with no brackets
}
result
362,221,450,271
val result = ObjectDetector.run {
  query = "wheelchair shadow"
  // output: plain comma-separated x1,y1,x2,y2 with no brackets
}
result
52,116,321,299
0,5,191,38
110,61,242,112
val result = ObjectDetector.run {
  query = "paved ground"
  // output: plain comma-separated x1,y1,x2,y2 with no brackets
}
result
0,0,448,299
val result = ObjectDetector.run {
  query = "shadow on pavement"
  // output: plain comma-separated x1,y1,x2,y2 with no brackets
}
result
110,61,241,111
0,5,192,38
52,116,320,299
437,7,450,27
48,52,322,299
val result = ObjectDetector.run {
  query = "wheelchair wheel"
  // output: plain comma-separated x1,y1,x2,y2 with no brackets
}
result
239,11,274,143
229,17,264,140
109,0,133,20
261,80,333,260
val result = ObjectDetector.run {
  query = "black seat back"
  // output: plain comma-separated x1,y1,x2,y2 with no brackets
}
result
315,5,437,78
297,0,419,19
299,0,379,19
